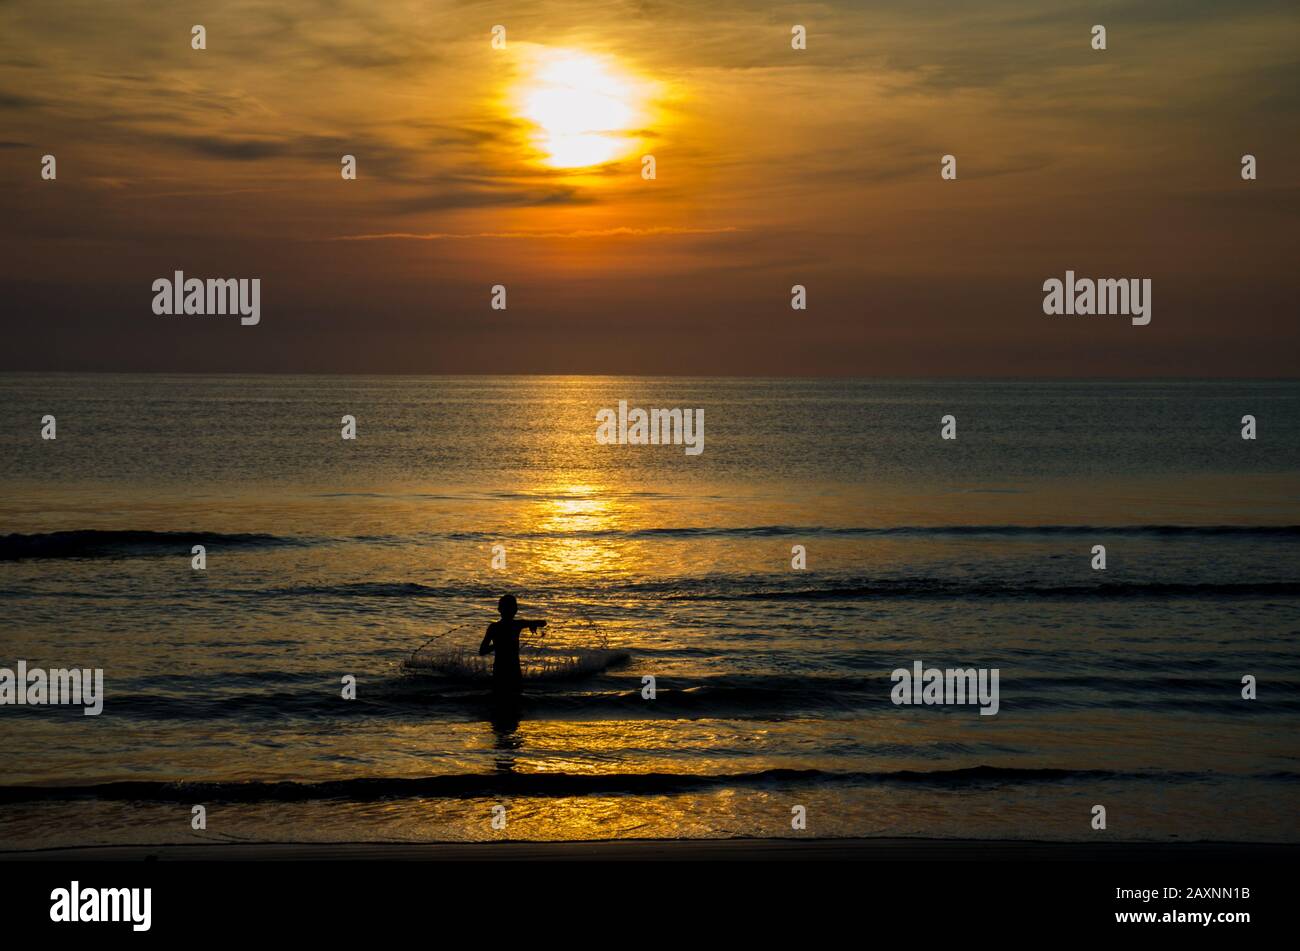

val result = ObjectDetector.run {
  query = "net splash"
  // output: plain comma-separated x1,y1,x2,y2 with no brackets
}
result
401,617,629,682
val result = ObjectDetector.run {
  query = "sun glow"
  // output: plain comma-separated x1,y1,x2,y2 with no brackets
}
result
514,49,650,169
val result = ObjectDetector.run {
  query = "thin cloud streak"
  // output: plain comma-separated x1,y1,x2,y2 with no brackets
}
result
325,227,745,241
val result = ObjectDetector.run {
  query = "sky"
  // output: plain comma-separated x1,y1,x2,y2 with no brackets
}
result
0,0,1297,376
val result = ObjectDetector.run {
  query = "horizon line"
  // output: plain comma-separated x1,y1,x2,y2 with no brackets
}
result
2,370,1298,382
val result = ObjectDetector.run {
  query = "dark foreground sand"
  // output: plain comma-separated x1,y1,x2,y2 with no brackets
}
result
3,838,1295,861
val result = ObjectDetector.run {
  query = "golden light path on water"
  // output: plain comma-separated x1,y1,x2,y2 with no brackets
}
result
532,482,626,577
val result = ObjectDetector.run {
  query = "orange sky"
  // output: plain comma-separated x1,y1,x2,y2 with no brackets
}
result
1,0,1297,375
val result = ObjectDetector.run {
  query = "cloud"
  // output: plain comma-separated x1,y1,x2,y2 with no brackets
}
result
325,226,745,241
148,134,289,160
0,89,43,110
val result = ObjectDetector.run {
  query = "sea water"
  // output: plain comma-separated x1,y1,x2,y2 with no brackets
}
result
0,375,1297,846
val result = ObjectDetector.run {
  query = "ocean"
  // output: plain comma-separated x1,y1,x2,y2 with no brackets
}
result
1,375,1297,848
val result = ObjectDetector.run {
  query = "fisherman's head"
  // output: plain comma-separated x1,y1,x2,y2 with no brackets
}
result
498,594,518,619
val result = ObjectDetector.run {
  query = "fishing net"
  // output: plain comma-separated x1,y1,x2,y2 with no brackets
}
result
401,616,629,682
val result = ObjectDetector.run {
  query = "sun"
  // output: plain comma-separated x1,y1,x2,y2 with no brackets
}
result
513,49,650,169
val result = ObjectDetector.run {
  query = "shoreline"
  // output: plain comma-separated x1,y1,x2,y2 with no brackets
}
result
3,837,1296,862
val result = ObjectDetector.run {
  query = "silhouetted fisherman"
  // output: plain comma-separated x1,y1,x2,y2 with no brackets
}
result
478,594,546,698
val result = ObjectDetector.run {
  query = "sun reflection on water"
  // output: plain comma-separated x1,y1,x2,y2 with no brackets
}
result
530,482,626,577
